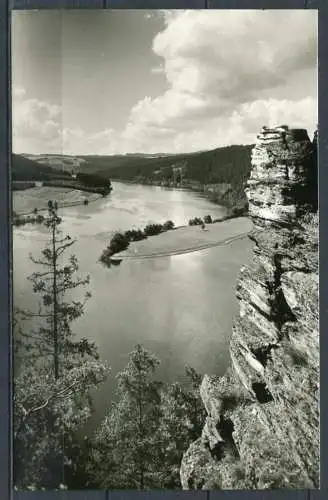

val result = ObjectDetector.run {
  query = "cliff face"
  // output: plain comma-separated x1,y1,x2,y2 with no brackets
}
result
180,126,319,490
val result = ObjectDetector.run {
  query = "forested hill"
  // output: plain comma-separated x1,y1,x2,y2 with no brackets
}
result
11,154,71,181
12,145,253,211
12,144,253,186
79,144,253,212
79,144,254,186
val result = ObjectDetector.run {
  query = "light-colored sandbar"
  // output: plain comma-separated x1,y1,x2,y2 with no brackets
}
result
12,186,100,216
113,217,252,260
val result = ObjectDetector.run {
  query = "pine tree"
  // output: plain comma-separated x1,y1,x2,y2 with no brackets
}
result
159,366,206,488
13,200,109,490
15,200,99,377
89,354,206,490
89,344,164,490
13,358,108,490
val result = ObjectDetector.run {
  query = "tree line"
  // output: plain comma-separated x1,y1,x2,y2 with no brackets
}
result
80,145,253,189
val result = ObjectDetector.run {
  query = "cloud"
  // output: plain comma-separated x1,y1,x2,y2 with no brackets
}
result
12,87,26,99
63,127,121,156
12,10,317,155
12,87,63,153
150,65,165,75
118,96,316,155
122,9,317,153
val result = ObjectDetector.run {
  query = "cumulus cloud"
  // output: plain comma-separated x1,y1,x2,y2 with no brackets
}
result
12,10,317,154
121,9,317,153
63,127,119,156
150,65,165,75
12,87,63,153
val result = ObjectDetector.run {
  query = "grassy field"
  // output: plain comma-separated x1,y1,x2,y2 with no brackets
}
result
12,186,100,215
113,217,252,260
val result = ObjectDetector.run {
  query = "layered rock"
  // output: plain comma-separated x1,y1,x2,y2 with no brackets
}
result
180,126,319,490
247,126,317,226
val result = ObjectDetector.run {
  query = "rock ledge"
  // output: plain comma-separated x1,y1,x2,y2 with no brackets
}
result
180,126,319,490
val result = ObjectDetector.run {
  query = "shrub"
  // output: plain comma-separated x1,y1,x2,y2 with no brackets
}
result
124,229,147,242
203,215,212,224
163,220,175,231
124,230,134,241
100,248,112,265
231,207,246,217
108,232,130,255
132,229,147,241
144,223,163,236
188,217,203,226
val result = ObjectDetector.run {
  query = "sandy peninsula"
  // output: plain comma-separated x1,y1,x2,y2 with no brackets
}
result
113,217,252,260
12,186,101,216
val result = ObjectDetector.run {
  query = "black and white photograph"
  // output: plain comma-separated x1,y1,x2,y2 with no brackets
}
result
11,9,319,491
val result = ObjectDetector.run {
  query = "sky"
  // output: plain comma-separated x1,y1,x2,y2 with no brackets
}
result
11,9,318,155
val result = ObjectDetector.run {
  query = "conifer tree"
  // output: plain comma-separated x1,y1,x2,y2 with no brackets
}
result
159,366,206,488
13,200,109,490
90,344,163,490
15,200,99,377
89,351,205,490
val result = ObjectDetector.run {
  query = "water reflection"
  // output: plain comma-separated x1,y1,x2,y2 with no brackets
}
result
13,182,253,429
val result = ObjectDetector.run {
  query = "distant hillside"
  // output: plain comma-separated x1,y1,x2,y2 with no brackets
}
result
79,145,253,212
11,154,71,181
79,145,253,186
22,153,86,172
11,154,112,196
14,145,253,186
12,144,253,212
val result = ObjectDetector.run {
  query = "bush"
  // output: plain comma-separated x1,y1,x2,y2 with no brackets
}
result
124,229,147,242
144,223,163,236
231,207,246,217
203,215,212,224
163,220,175,231
124,230,134,241
100,248,112,265
133,229,147,241
188,217,203,226
108,232,130,255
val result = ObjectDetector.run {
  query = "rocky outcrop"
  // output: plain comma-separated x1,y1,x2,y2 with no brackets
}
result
247,125,317,225
180,126,319,490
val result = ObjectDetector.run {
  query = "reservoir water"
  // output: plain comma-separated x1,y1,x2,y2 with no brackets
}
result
13,181,253,430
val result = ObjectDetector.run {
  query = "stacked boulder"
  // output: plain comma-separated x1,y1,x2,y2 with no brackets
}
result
247,125,317,226
180,126,319,490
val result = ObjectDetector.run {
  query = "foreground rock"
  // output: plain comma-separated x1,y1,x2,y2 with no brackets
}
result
180,126,319,490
